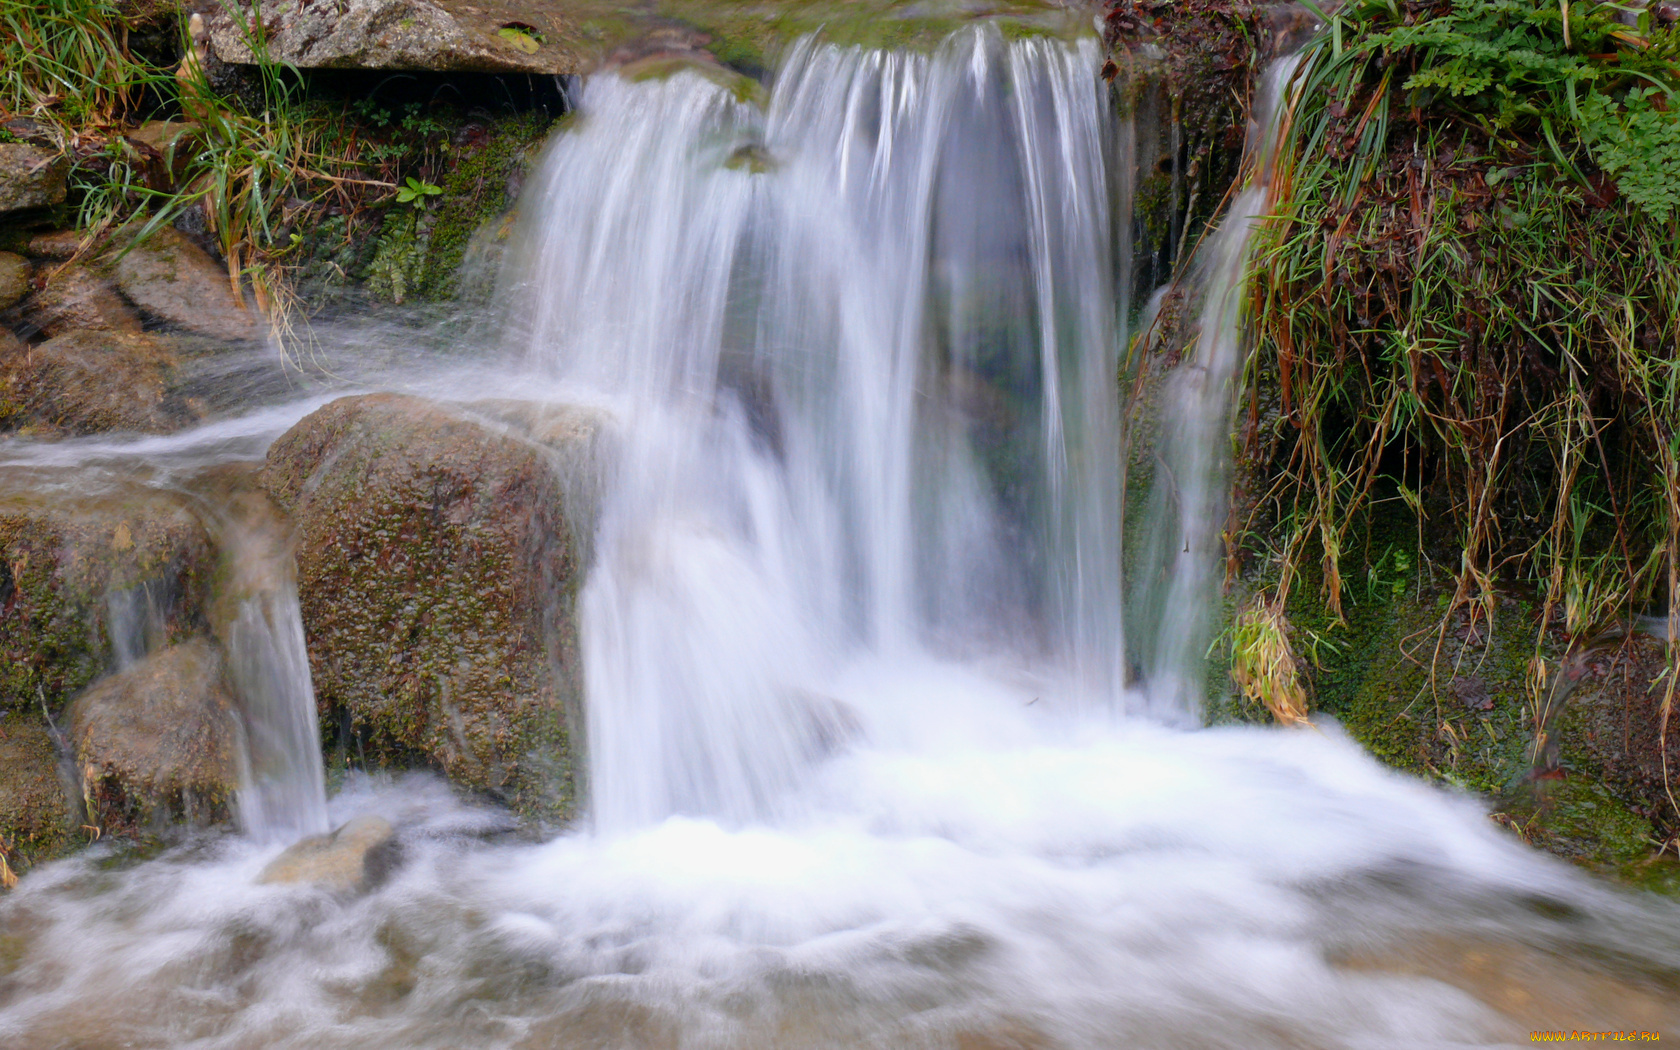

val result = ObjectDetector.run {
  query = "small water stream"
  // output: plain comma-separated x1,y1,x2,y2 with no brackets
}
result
2,25,1679,1050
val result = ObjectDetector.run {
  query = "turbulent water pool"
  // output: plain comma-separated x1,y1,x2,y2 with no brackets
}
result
3,23,1680,1050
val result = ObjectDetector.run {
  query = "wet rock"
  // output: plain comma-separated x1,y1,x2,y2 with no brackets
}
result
0,711,75,884
0,145,70,213
257,815,397,892
25,265,142,336
25,230,83,261
1333,933,1680,1032
114,227,259,341
0,473,213,715
205,0,586,76
260,394,605,820
0,252,29,311
68,639,241,832
0,330,205,436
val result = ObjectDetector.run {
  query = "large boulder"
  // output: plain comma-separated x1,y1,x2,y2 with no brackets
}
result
0,329,204,435
113,227,260,342
0,145,69,213
67,639,241,833
259,394,605,820
25,264,142,336
0,473,213,716
205,0,587,76
0,251,29,310
0,712,74,884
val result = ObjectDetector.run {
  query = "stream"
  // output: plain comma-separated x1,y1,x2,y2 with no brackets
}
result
3,24,1679,1050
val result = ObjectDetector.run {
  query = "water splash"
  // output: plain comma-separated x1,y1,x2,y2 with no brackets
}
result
506,29,1129,831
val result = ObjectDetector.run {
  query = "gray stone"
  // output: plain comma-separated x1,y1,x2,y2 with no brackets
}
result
26,265,142,336
205,0,588,75
257,815,397,892
0,252,30,310
0,145,69,213
68,639,242,833
114,228,259,341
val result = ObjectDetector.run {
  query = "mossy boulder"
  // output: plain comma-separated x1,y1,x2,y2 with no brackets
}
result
113,227,259,342
0,474,213,716
0,330,206,436
259,393,603,822
0,711,74,883
67,638,241,834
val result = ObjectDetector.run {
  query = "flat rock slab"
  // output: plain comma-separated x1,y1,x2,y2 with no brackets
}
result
0,145,69,213
257,815,397,892
114,228,260,342
206,0,594,74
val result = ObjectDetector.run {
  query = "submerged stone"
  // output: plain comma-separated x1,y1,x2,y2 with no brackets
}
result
261,393,606,821
257,815,397,892
68,638,241,833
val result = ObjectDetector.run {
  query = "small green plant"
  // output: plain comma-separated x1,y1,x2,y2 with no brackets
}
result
395,176,442,205
497,24,543,55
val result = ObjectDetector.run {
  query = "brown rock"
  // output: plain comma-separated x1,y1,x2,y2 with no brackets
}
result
68,639,241,832
259,394,602,819
0,711,75,884
26,264,142,336
0,252,29,311
0,329,203,435
25,230,84,261
257,815,396,892
113,227,258,341
127,121,201,168
0,145,70,213
0,471,213,716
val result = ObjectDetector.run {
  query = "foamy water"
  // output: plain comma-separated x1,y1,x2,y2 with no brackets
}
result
4,28,1680,1050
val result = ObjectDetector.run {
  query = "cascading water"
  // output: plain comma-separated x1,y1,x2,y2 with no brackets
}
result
506,29,1132,830
1127,55,1303,719
210,490,332,841
4,27,1680,1050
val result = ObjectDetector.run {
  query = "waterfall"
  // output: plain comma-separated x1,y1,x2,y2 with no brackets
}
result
506,28,1130,831
1126,55,1303,718
211,489,331,842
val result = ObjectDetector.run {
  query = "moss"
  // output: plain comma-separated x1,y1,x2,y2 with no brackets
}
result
260,395,586,824
0,487,212,718
417,113,555,301
0,710,76,883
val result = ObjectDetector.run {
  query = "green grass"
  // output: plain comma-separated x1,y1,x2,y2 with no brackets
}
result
1236,0,1680,834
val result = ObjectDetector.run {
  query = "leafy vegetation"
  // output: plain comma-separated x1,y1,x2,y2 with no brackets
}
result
0,0,528,344
1240,0,1680,828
